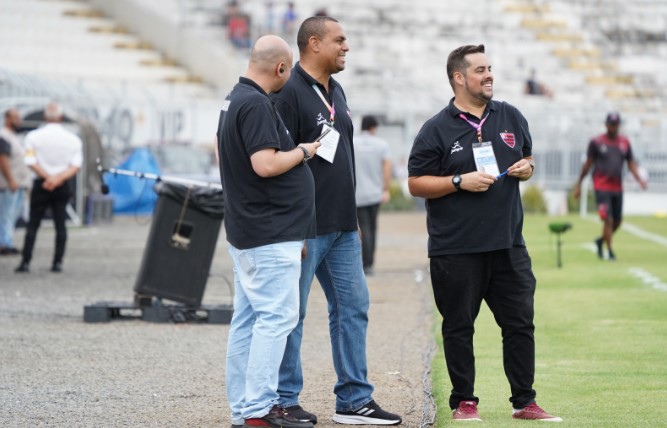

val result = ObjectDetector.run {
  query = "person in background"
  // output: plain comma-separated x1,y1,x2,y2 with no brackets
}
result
281,2,298,39
524,68,553,98
408,44,561,422
15,102,83,273
272,16,402,426
573,112,648,260
354,114,391,276
217,34,319,428
0,108,31,256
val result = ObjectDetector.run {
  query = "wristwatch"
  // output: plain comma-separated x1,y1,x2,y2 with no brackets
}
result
298,146,310,164
452,174,462,191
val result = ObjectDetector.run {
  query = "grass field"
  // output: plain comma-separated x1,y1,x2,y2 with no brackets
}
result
431,214,667,427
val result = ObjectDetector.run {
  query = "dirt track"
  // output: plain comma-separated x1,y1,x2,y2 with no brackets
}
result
0,211,435,427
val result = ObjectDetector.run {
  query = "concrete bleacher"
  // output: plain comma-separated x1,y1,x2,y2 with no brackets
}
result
0,0,208,88
2,0,666,201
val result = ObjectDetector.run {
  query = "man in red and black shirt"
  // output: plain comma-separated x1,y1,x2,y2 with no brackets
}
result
574,112,648,260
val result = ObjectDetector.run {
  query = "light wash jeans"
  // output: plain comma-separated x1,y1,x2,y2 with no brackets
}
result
278,231,374,412
226,241,302,425
0,188,25,248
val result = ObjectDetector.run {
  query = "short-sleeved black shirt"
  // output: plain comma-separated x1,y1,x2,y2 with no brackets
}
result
271,62,358,235
587,133,634,192
217,77,316,250
408,98,532,256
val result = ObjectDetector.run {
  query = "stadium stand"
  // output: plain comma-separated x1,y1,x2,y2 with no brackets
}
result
1,0,665,213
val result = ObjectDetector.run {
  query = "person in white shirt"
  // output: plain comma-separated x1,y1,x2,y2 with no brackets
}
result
15,102,83,273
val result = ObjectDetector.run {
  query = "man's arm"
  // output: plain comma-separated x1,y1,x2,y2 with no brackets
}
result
0,154,18,191
627,159,648,190
250,141,320,178
409,171,496,199
381,159,392,203
573,157,594,199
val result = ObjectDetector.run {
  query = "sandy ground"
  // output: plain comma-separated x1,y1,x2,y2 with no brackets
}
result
0,211,435,427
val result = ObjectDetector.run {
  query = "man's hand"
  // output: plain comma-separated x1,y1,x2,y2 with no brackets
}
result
507,159,534,181
460,171,496,192
42,175,63,191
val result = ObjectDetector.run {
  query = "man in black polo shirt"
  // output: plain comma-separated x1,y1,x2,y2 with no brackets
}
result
217,34,320,428
272,16,402,426
408,45,561,422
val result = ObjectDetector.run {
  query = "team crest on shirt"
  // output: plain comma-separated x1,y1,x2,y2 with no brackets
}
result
451,141,463,154
500,132,515,148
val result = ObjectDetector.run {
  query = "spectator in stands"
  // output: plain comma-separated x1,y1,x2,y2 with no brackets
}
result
224,0,252,49
281,2,298,38
354,114,392,275
272,16,402,426
217,34,319,428
0,108,31,256
524,68,553,98
15,102,83,273
408,44,562,422
573,112,648,260
263,1,276,35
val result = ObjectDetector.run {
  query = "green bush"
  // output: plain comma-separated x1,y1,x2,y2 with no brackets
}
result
380,180,416,211
521,185,548,214
566,182,597,214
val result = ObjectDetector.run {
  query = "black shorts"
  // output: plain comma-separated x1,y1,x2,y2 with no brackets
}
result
595,191,623,222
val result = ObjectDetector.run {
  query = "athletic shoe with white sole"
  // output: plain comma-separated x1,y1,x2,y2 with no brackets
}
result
333,400,402,425
512,403,562,422
452,401,482,421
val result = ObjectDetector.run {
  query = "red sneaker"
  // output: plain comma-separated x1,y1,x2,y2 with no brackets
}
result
512,403,562,422
452,401,482,421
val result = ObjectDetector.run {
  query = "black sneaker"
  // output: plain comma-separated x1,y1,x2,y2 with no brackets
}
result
608,249,616,261
51,262,63,273
595,238,603,259
333,400,402,425
15,262,29,273
283,405,318,424
243,405,314,428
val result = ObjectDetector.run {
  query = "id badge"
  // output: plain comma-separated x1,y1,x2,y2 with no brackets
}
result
472,141,500,176
315,124,340,163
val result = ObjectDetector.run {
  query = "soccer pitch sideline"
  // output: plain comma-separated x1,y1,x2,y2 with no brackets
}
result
431,214,667,427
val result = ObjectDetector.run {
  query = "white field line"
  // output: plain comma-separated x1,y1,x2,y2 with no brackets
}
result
581,217,667,291
629,267,667,292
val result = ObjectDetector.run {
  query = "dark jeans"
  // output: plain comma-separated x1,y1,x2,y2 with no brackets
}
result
430,247,537,410
21,180,71,265
356,203,380,269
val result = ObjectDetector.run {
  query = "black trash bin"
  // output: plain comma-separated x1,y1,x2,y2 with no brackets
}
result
134,182,224,307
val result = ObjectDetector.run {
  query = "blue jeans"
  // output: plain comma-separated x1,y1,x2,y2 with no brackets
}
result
226,241,302,425
0,188,25,248
278,231,374,411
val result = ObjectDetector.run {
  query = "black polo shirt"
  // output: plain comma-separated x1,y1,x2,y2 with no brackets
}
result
217,77,316,250
271,62,358,235
408,98,532,256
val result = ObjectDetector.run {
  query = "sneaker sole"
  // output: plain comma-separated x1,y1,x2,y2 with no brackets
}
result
332,414,401,425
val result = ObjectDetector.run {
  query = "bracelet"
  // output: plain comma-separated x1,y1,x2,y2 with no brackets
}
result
298,146,310,164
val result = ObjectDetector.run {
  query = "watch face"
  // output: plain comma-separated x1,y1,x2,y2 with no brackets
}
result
453,175,461,184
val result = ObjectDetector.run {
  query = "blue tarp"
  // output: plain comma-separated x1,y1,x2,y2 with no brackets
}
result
105,148,161,214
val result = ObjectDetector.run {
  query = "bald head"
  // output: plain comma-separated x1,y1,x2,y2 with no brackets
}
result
249,35,292,74
44,102,63,122
246,35,293,93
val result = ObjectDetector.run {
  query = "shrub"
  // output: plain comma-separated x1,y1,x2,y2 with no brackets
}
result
381,180,416,211
522,185,548,214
